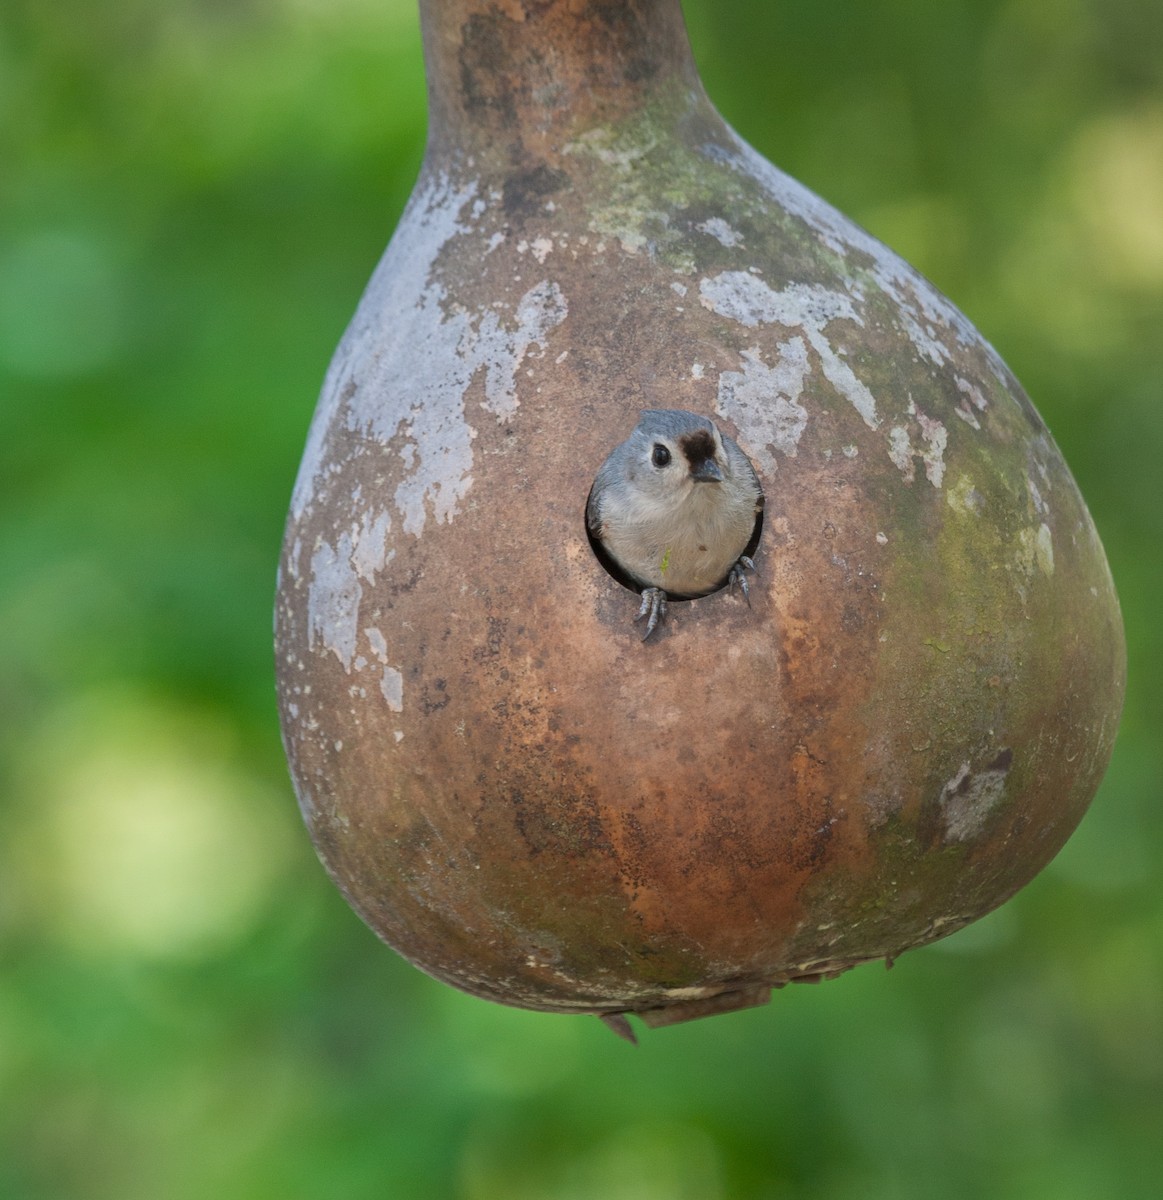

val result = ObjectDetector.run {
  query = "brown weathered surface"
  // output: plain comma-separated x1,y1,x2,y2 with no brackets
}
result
275,0,1125,1023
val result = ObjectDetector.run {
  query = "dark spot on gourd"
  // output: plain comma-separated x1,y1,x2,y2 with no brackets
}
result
988,747,1014,772
503,164,571,219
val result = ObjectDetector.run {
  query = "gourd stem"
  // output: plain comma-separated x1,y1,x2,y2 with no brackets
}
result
418,0,702,157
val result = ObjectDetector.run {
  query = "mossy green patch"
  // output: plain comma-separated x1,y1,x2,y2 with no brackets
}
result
567,87,851,284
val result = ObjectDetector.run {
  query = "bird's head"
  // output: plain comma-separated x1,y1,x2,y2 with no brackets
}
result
625,409,728,504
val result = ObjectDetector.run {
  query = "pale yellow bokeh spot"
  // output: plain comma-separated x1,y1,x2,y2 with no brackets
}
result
1069,106,1163,290
12,690,293,961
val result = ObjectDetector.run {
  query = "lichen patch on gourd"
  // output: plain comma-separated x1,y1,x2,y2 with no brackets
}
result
715,341,810,474
308,534,361,670
477,279,568,421
564,123,700,265
1017,522,1055,578
350,508,394,582
385,691,407,724
720,131,1012,392
292,175,479,527
955,375,989,429
697,217,743,247
365,625,405,713
940,751,1013,842
699,271,880,431
885,400,948,488
517,236,554,264
566,125,659,169
305,501,405,683
292,174,567,540
1027,471,1050,517
946,474,985,516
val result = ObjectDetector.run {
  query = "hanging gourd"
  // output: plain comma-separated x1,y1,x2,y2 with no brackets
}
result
275,0,1125,1037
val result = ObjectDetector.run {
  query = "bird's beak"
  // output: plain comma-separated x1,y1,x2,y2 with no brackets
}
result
690,459,723,483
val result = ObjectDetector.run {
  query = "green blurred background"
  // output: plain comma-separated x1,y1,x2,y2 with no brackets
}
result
2,0,1161,1196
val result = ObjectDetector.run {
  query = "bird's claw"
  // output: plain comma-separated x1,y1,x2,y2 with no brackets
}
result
633,561,754,642
634,587,667,640
728,555,756,606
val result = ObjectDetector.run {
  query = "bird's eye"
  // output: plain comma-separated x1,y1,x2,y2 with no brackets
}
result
651,444,672,468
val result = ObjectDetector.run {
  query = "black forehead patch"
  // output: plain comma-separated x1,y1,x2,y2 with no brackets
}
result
679,429,716,465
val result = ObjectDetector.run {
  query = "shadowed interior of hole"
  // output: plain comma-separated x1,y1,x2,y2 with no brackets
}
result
584,488,765,601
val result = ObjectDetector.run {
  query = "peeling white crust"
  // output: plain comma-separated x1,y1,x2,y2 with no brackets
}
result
293,174,569,701
1017,522,1055,578
304,497,400,673
954,375,989,430
308,534,361,669
292,175,567,537
293,176,474,524
351,508,394,582
697,217,743,247
478,279,568,422
718,131,1012,388
715,340,810,475
941,757,1011,842
700,271,880,432
700,268,968,488
886,400,948,488
365,625,404,712
946,474,985,516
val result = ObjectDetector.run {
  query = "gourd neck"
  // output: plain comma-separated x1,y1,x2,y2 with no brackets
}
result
419,0,704,161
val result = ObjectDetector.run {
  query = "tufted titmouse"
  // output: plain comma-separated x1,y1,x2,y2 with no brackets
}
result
586,409,765,639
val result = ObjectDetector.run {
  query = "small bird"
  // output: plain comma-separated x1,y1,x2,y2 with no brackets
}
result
586,409,764,639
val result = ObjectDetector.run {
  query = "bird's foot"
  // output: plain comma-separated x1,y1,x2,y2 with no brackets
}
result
634,587,668,640
728,555,756,606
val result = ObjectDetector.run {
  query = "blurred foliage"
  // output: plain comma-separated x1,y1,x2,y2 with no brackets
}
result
1,0,1161,1196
